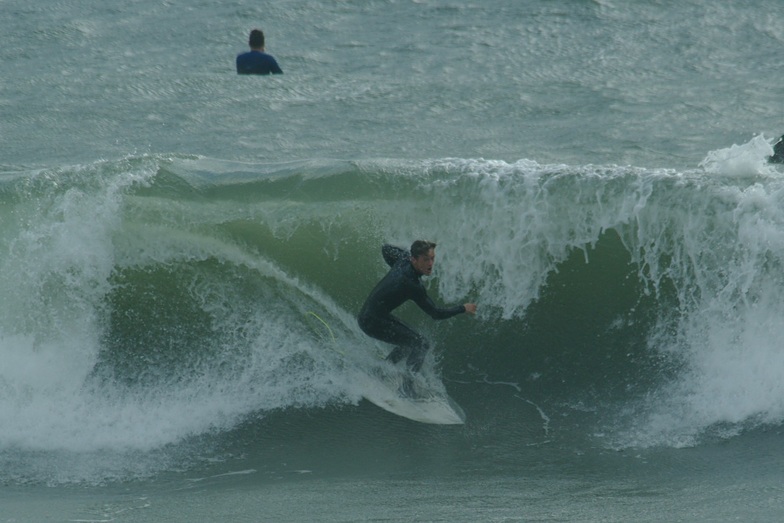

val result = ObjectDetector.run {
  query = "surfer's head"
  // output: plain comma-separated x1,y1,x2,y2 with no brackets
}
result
248,29,265,50
410,240,436,276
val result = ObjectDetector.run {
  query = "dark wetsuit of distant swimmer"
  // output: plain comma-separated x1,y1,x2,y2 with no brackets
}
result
358,241,477,373
236,29,283,75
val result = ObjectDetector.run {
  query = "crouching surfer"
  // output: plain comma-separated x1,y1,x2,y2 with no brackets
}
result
357,240,477,396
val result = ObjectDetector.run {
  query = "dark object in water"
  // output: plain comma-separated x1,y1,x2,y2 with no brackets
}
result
769,135,784,164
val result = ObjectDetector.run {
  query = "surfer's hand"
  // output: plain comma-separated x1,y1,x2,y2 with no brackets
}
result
464,303,477,315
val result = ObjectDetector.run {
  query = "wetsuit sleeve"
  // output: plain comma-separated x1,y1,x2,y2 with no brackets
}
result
382,244,409,268
412,287,466,320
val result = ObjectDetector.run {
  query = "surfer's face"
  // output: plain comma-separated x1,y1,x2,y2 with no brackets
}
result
411,249,435,276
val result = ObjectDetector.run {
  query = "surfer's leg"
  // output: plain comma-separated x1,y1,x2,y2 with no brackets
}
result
386,345,410,364
360,315,425,368
405,334,430,373
359,314,430,395
384,319,427,371
379,318,429,372
361,316,427,396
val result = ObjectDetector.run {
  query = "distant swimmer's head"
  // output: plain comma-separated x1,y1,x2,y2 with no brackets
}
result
770,135,784,164
410,240,437,276
249,29,265,50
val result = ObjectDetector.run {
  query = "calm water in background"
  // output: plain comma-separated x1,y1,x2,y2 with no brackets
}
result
3,1,784,521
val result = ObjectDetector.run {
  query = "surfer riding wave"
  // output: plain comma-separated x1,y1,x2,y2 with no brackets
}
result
358,241,477,389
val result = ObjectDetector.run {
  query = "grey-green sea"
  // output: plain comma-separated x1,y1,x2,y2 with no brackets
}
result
3,1,784,521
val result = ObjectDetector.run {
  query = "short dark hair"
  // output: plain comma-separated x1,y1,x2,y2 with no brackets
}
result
249,29,265,49
410,240,436,258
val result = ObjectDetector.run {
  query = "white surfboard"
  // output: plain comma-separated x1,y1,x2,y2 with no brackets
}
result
303,311,465,425
356,369,466,425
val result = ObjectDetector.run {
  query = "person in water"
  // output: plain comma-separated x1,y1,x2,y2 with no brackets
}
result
358,241,477,376
236,29,283,75
769,135,784,164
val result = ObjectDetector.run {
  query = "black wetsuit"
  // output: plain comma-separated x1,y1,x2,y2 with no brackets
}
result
358,244,466,372
236,51,283,75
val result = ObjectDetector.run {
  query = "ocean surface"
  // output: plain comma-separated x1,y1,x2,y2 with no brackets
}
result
3,0,784,521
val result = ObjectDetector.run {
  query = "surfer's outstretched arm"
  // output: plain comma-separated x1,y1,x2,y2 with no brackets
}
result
413,289,470,320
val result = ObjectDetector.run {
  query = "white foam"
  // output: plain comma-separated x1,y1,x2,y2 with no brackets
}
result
698,134,778,177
